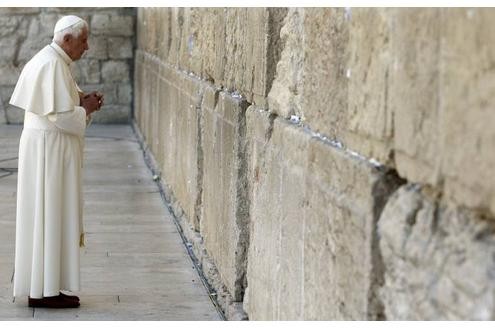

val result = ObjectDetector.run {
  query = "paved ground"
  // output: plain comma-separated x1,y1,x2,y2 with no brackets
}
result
0,124,221,320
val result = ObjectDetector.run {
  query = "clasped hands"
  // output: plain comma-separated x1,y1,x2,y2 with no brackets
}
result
81,91,104,116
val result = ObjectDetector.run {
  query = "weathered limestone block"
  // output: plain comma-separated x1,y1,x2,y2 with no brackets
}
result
91,14,134,36
301,8,348,141
156,64,180,183
192,8,225,84
165,8,183,67
267,8,304,118
391,8,495,216
140,8,164,59
245,109,308,320
154,8,172,62
245,109,403,320
304,132,402,320
139,54,157,144
345,8,393,163
263,8,288,106
222,8,268,102
172,73,203,230
101,60,130,83
108,37,133,59
176,7,199,74
439,8,495,216
379,185,495,320
390,8,442,186
152,62,202,231
201,88,249,302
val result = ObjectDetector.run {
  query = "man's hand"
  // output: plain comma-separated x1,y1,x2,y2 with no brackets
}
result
81,91,104,116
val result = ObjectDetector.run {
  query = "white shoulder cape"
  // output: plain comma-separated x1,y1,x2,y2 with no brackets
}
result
10,44,80,116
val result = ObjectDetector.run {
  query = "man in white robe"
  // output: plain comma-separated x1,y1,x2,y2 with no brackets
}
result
10,15,103,308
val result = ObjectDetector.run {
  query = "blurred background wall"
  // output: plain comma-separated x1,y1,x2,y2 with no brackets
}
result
0,7,136,124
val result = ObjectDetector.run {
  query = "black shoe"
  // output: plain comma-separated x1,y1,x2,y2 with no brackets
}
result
59,292,80,302
28,295,80,308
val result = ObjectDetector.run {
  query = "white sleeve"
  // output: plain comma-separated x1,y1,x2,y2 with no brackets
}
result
47,106,87,137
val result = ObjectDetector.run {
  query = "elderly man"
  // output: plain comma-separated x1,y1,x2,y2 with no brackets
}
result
10,15,103,308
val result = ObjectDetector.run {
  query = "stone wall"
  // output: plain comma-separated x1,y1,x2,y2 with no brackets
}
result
134,8,495,320
0,7,135,124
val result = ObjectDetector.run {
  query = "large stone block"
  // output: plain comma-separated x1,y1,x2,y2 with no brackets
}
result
304,136,398,320
439,8,495,215
138,8,164,59
300,8,348,141
391,9,495,216
91,14,134,37
164,8,183,67
222,8,271,103
150,63,202,232
190,8,225,83
201,88,249,302
267,8,304,118
390,8,442,186
171,74,203,229
345,8,393,163
379,185,495,320
245,110,308,320
245,111,403,320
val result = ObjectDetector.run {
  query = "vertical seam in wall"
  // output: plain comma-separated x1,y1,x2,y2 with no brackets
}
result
194,86,205,231
234,99,251,302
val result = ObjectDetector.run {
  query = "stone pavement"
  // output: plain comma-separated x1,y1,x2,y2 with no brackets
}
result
0,124,222,320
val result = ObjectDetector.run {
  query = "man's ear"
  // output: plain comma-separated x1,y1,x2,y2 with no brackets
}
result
63,33,72,43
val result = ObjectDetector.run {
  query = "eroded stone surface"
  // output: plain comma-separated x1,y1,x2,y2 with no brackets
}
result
379,185,495,320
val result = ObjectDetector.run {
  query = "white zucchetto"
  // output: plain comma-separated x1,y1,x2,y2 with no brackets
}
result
53,15,84,33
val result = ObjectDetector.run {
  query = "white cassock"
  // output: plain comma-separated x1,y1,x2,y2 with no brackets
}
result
10,42,89,298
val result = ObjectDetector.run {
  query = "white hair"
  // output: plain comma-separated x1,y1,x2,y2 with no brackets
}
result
53,20,88,43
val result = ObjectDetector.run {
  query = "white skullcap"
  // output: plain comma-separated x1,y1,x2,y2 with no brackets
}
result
53,15,84,34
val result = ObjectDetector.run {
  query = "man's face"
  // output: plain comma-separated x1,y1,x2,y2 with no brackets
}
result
64,28,89,61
